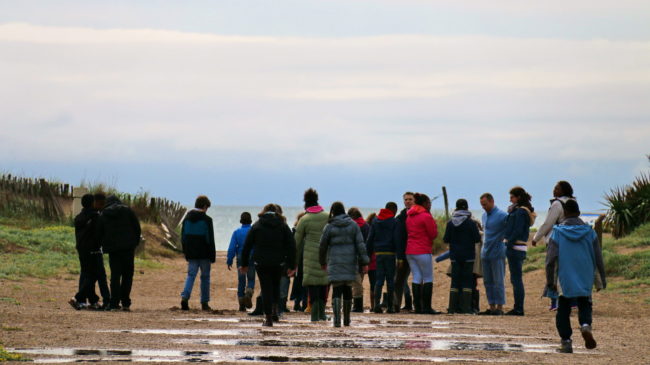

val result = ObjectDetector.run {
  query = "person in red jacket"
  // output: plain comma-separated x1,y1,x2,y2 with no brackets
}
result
405,193,441,314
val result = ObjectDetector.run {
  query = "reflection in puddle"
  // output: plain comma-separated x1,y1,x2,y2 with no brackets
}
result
101,329,249,336
13,348,481,363
176,338,555,352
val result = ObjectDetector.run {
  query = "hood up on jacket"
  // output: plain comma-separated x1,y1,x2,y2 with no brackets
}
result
102,195,129,218
451,210,472,227
258,212,283,228
407,204,427,217
377,209,395,220
553,222,594,243
330,214,355,227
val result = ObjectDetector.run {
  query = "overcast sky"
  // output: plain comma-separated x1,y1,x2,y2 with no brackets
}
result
1,1,649,211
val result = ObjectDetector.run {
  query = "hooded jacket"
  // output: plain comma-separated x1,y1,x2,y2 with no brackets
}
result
74,208,100,253
96,196,141,253
443,210,481,262
181,209,216,262
533,196,576,244
405,205,438,255
366,209,399,255
241,213,296,269
319,214,370,282
294,208,330,286
545,217,606,297
226,224,251,266
503,205,536,248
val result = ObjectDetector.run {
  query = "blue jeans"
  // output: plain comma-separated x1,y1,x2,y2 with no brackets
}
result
406,254,433,284
181,259,211,303
237,265,256,298
375,254,396,293
506,248,526,312
482,257,506,305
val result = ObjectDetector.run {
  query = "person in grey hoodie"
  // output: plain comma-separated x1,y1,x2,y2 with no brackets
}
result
443,199,481,314
319,202,369,327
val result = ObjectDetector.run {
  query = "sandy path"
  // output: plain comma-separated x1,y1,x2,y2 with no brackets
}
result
1,252,649,364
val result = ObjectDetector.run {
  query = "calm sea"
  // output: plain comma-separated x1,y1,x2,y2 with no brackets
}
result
206,205,548,251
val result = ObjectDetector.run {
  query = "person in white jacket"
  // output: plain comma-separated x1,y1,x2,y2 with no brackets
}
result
533,181,576,311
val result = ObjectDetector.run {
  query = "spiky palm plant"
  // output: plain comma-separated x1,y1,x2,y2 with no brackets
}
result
604,171,650,238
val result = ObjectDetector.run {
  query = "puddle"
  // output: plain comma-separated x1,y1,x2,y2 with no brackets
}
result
101,329,250,336
175,338,557,353
13,348,485,363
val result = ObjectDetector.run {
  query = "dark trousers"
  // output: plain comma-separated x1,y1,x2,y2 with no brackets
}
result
108,249,135,308
332,284,352,300
255,264,282,316
556,296,592,340
506,248,526,312
307,285,328,305
451,260,474,291
76,251,98,303
375,254,396,293
368,270,376,293
394,260,411,308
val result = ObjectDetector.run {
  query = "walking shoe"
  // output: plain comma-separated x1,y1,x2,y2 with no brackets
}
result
68,298,82,310
180,299,189,311
262,314,273,327
88,302,103,311
558,339,573,353
122,306,131,312
477,309,493,315
505,309,524,316
580,324,597,349
490,309,504,316
244,288,253,309
549,303,558,311
352,298,364,313
201,302,212,311
104,303,121,311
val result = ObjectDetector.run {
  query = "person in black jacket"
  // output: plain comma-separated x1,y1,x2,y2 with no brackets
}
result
393,192,414,312
367,202,399,314
96,195,141,311
69,194,109,310
443,199,481,314
240,204,297,327
180,195,216,311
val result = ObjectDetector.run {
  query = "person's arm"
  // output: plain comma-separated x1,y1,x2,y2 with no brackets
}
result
355,225,370,268
226,231,237,268
207,217,216,263
593,235,606,290
366,223,376,255
240,225,255,269
533,201,562,245
179,218,187,257
505,209,524,245
294,219,306,267
131,209,142,246
545,235,559,291
435,250,450,263
426,216,438,242
284,225,297,271
443,221,451,245
472,220,482,244
319,225,331,268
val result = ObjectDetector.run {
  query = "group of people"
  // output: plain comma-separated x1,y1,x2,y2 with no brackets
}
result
70,193,142,311
71,181,606,354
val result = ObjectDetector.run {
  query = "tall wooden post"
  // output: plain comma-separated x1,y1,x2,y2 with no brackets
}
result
442,186,449,220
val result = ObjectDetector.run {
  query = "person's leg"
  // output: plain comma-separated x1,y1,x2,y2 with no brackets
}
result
120,249,135,309
482,258,496,311
556,296,573,352
93,254,110,306
199,259,211,305
393,260,410,311
459,261,474,314
406,255,423,313
577,296,596,349
308,286,320,322
506,249,526,314
352,273,364,312
255,265,274,317
75,252,96,304
368,270,376,311
343,284,353,326
418,254,437,314
332,283,343,327
373,256,386,313
449,261,461,314
237,268,246,299
181,260,200,302
385,255,396,313
279,274,290,313
108,252,122,308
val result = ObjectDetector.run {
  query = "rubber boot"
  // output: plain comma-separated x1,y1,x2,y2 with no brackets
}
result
310,300,320,322
332,298,342,327
386,290,396,314
422,283,441,314
343,299,352,326
447,289,459,314
352,297,364,313
373,288,383,313
238,297,246,312
403,290,413,311
319,299,327,321
244,288,253,309
472,289,480,313
460,289,473,314
272,303,280,322
248,296,264,316
262,314,273,327
293,300,302,312
381,293,389,309
201,302,212,311
411,283,422,314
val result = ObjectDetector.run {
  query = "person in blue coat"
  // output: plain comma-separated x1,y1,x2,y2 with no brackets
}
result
227,212,254,311
545,200,606,354
478,193,508,315
503,186,536,316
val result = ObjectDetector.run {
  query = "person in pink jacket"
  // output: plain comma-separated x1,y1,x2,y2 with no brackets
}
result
405,193,442,314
